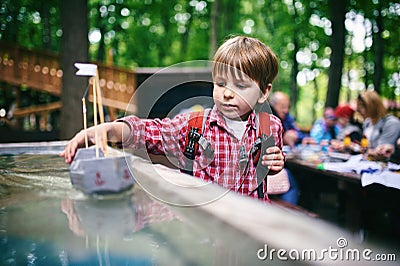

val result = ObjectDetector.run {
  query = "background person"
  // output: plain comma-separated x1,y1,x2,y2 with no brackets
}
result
269,91,306,147
309,107,340,144
333,104,362,142
329,104,363,152
269,91,301,205
356,90,400,160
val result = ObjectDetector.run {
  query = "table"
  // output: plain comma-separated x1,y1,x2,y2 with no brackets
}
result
285,157,400,241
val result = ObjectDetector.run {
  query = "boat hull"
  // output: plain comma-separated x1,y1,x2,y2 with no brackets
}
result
69,147,135,194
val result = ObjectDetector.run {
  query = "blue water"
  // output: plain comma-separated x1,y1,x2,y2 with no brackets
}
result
1,235,152,266
0,152,275,266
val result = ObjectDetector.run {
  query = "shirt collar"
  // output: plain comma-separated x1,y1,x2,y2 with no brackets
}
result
208,105,257,130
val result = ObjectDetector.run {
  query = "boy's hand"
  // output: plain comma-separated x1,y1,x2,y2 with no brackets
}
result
261,146,284,172
60,122,129,164
60,123,109,164
59,128,94,164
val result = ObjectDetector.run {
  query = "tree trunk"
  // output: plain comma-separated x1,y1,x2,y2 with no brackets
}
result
41,1,52,51
60,0,88,139
290,37,299,117
210,0,219,59
326,0,348,108
313,78,319,122
362,49,370,90
96,2,106,63
373,2,384,94
97,26,106,62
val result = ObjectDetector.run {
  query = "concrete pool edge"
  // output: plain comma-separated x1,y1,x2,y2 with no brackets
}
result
129,156,366,255
0,140,68,155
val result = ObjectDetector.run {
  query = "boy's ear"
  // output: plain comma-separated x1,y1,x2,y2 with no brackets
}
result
258,83,272,104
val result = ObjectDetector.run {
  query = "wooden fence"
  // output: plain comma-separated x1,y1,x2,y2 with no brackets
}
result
0,41,137,120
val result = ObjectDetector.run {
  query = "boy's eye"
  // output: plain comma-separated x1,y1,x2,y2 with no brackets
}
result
236,83,247,89
215,81,226,87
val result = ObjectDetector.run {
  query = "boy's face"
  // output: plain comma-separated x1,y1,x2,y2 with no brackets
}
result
213,72,269,121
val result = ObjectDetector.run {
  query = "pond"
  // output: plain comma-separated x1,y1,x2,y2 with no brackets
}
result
0,142,396,265
0,142,279,266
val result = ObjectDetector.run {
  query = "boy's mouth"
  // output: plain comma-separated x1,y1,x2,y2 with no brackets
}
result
221,103,237,110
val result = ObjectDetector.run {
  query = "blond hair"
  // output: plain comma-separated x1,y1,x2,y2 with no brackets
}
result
357,90,387,124
212,36,278,93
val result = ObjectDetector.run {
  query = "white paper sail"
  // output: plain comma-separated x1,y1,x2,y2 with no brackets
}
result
75,63,98,76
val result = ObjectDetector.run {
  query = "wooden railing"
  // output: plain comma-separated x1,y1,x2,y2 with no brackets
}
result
90,63,137,113
0,41,137,115
0,42,62,96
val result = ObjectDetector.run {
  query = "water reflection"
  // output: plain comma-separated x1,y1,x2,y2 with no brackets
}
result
60,190,177,239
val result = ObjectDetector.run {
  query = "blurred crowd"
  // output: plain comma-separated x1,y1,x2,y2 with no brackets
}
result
274,90,400,163
268,90,400,206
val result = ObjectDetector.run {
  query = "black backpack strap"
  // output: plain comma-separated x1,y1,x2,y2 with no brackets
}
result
182,109,212,175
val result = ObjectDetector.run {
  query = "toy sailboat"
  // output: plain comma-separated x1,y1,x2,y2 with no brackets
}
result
69,63,135,194
69,146,135,194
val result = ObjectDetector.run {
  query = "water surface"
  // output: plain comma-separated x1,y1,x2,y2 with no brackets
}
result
0,152,273,266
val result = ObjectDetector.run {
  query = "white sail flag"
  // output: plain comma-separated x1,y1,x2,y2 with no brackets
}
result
75,63,98,76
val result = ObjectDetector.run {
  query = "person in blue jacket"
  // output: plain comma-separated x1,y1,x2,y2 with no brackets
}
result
310,107,340,144
269,91,302,205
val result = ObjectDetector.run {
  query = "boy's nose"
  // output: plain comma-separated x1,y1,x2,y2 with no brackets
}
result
223,87,235,98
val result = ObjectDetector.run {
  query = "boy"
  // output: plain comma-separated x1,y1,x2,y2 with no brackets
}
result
61,36,285,202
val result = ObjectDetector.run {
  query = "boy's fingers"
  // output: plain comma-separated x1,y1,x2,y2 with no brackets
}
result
63,139,78,164
266,146,281,154
263,147,283,159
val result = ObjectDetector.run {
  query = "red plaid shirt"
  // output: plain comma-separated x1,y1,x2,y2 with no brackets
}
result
119,105,283,202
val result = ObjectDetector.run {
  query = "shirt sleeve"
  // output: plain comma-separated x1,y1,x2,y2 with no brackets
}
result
116,113,190,159
377,116,400,146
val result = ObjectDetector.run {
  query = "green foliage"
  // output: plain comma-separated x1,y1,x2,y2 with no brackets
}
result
1,0,399,128
0,0,60,51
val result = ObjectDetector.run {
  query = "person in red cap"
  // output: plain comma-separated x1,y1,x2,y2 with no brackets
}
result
334,104,362,142
329,104,363,152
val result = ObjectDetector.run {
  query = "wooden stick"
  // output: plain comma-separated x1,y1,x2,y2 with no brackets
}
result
93,77,99,158
95,70,108,156
82,98,88,148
